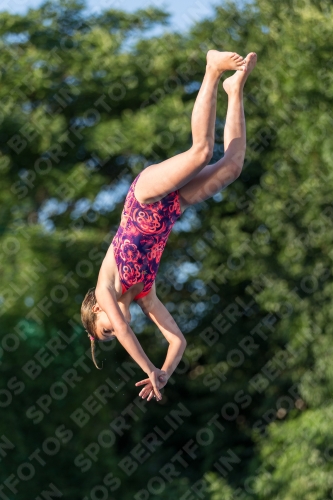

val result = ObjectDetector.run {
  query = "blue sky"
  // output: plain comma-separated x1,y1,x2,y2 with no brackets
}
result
0,0,217,32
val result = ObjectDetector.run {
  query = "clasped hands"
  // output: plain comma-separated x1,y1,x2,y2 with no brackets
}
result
135,368,168,402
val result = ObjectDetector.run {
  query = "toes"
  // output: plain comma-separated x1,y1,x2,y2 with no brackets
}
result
245,52,257,68
231,52,243,61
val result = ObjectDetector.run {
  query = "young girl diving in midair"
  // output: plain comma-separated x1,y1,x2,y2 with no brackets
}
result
81,50,257,402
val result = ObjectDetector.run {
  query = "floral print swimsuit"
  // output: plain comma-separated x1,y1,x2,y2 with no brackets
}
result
112,173,182,301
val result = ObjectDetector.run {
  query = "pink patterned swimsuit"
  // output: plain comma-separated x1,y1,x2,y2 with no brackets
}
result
112,173,182,301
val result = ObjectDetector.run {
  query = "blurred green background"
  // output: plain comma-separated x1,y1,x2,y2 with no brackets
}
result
1,0,333,498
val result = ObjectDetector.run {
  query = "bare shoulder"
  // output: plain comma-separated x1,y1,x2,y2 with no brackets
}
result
97,244,122,298
95,282,116,303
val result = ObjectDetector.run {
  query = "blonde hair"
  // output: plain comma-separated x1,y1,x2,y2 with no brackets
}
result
81,287,103,370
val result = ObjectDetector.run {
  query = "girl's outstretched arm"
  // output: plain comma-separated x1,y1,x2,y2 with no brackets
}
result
149,298,187,376
95,285,165,400
136,292,187,400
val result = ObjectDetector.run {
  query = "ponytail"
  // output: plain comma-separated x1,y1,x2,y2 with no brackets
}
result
81,288,103,369
88,333,104,370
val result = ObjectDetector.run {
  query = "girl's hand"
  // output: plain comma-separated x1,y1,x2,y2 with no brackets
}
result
135,369,168,401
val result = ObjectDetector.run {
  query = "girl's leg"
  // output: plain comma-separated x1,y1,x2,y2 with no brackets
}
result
178,52,257,208
135,51,245,204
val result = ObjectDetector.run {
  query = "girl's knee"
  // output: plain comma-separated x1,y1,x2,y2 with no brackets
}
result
192,143,214,165
224,152,244,176
232,162,243,179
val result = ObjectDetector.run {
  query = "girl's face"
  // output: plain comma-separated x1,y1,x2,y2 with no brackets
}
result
94,310,116,342
93,302,131,342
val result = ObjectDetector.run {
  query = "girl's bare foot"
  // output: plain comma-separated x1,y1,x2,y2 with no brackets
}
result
206,50,245,74
223,52,257,95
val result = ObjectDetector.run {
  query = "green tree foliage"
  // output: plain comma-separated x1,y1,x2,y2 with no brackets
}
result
254,407,333,500
1,0,333,498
